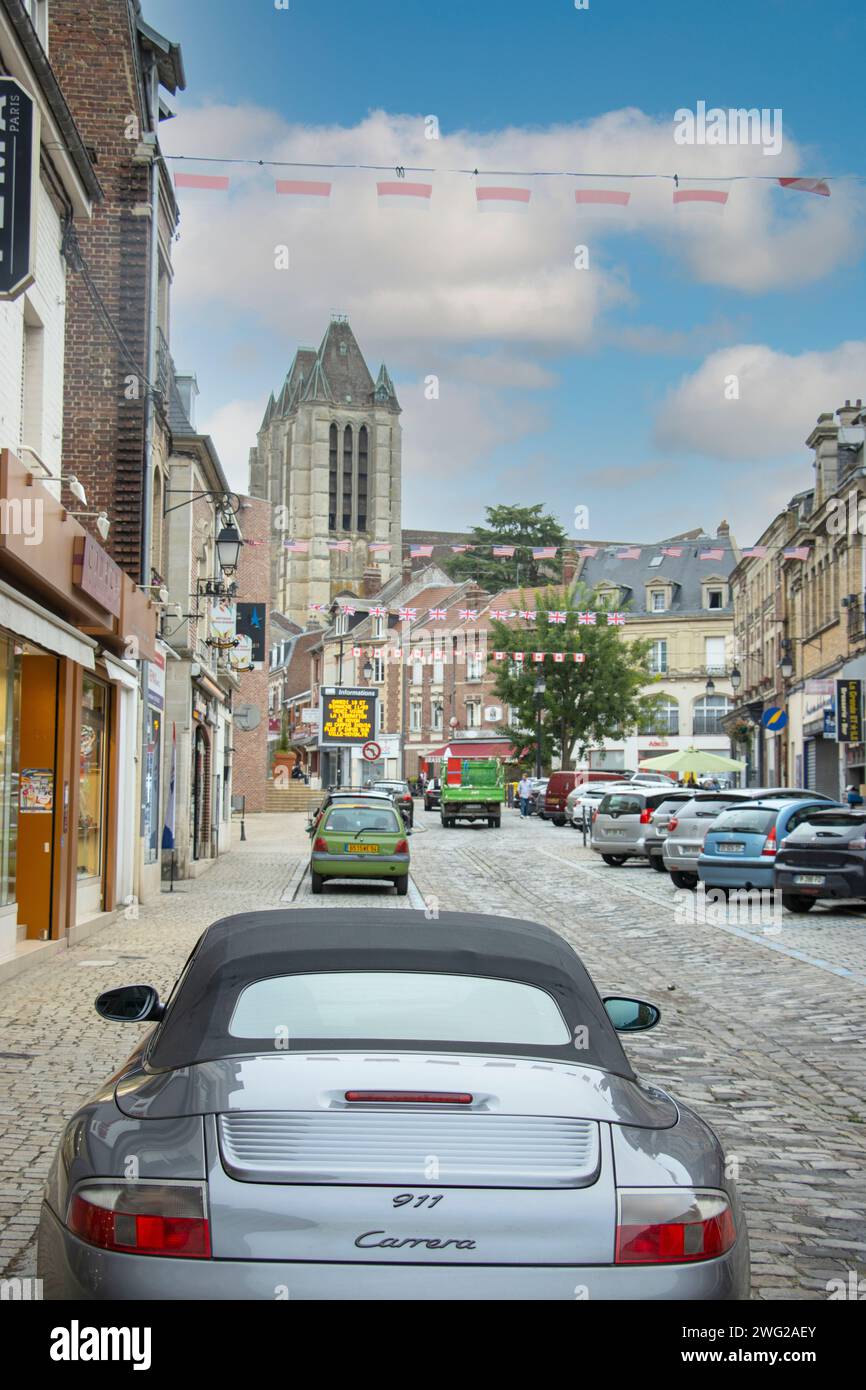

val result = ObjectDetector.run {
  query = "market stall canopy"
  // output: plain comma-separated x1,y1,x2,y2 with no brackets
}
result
638,746,745,773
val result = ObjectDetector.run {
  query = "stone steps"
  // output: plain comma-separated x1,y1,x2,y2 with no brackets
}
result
263,784,320,813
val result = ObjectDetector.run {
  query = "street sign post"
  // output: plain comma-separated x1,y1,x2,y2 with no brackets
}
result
362,741,381,762
0,78,40,302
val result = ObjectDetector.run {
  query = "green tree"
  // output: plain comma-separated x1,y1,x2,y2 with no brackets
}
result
488,584,662,770
448,504,567,589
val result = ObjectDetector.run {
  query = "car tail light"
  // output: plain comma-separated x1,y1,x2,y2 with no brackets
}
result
68,1182,210,1258
313,836,328,851
615,1188,736,1265
639,808,652,824
345,1091,473,1104
394,839,409,854
761,825,777,856
848,838,866,849
591,808,598,823
667,817,679,833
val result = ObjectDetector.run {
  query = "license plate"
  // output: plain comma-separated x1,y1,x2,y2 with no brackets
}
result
718,843,745,854
794,874,825,885
605,828,627,836
345,843,380,854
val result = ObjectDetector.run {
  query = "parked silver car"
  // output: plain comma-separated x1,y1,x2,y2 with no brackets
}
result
566,782,625,828
643,792,700,872
591,787,695,865
37,909,749,1299
662,788,834,889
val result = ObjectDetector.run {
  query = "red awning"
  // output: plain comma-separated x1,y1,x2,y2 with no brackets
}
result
427,741,516,760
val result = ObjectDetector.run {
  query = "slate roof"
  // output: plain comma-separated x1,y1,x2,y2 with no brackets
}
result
261,319,398,423
574,534,736,617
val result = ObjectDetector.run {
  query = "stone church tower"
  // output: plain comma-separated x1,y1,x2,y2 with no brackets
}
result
248,316,402,623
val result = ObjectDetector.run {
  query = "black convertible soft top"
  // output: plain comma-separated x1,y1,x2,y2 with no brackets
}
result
147,909,634,1077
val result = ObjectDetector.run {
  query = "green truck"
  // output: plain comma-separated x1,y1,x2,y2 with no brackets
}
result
440,756,505,828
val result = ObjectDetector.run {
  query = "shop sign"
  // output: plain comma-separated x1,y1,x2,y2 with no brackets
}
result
0,78,40,302
824,707,836,738
320,686,378,746
236,602,266,668
19,767,52,813
72,535,122,618
192,690,209,723
836,679,863,743
146,648,165,710
804,678,835,726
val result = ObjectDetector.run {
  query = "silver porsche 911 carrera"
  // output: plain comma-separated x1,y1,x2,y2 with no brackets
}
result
37,909,750,1299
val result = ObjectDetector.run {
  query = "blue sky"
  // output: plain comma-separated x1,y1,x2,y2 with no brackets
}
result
146,0,866,543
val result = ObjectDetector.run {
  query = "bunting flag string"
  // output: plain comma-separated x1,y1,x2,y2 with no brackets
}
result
328,602,634,625
167,154,838,203
281,538,810,562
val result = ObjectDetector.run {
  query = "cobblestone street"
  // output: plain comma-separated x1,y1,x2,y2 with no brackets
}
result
2,807,865,1299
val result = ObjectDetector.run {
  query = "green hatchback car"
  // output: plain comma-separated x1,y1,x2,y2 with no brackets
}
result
311,800,411,895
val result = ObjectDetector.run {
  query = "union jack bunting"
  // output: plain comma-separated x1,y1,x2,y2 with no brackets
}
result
532,546,558,559
783,547,810,561
607,612,625,626
518,610,536,621
398,607,417,622
340,604,356,616
369,605,387,618
573,652,587,663
661,547,683,558
578,611,597,625
532,652,545,662
549,611,567,624
553,652,565,662
459,609,477,621
700,548,724,561
428,608,447,621
493,545,515,557
489,609,510,620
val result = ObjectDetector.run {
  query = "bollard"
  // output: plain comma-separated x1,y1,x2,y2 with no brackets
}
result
240,794,247,842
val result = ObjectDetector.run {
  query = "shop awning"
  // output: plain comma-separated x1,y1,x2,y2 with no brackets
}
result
0,581,96,669
426,740,516,760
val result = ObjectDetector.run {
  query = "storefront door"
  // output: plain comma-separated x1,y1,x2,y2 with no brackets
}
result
16,653,59,940
192,724,209,860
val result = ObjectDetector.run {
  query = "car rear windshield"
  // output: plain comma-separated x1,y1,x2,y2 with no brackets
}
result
652,798,686,816
679,796,746,817
229,972,571,1045
709,807,777,834
323,806,400,834
374,782,407,793
598,793,643,814
786,813,866,837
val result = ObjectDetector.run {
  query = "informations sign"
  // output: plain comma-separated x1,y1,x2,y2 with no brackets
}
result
320,686,378,746
836,679,863,743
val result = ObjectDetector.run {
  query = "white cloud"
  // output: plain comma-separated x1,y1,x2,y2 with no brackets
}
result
653,340,866,460
197,398,263,492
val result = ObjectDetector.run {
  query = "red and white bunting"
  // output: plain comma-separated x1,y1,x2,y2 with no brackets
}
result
368,541,391,553
275,178,333,206
532,546,558,559
617,547,641,559
428,608,447,621
778,177,830,197
174,171,230,191
553,652,565,663
352,646,362,657
673,187,729,209
742,546,769,558
661,546,684,557
309,602,325,611
574,187,630,210
577,546,599,558
410,544,434,558
578,611,597,625
493,651,507,661
514,652,525,662
476,184,532,212
549,611,567,624
573,653,586,663
783,547,810,561
451,544,472,553
377,180,433,209
532,652,545,663
700,548,724,561
493,545,516,557
607,612,625,626
282,539,309,552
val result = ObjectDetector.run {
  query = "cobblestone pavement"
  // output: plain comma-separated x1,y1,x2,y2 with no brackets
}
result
2,807,865,1299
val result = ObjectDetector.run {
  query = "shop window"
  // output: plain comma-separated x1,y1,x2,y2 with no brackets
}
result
0,636,21,908
78,678,107,880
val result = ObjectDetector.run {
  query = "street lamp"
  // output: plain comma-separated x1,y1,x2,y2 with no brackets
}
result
779,639,794,681
362,658,373,681
730,665,741,695
216,522,243,575
705,676,716,697
533,675,547,780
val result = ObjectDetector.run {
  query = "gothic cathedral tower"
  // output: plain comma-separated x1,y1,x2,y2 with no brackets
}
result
248,316,402,623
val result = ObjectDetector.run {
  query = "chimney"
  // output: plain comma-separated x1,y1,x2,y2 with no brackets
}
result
362,565,382,597
838,399,863,429
562,548,578,586
806,412,840,510
716,519,730,538
174,373,199,428
402,553,413,584
463,581,490,611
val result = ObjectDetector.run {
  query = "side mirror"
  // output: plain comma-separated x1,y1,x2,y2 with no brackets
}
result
95,984,164,1023
603,996,661,1032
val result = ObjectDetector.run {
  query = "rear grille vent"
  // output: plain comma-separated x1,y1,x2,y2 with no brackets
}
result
218,1112,600,1188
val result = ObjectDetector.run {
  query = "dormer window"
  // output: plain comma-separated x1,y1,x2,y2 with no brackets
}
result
651,591,666,612
707,589,723,609
701,579,728,610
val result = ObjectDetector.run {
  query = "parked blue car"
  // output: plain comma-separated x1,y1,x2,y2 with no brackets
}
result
697,798,841,893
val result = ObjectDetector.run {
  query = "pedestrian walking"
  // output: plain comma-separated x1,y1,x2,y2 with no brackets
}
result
847,783,864,808
518,774,532,818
